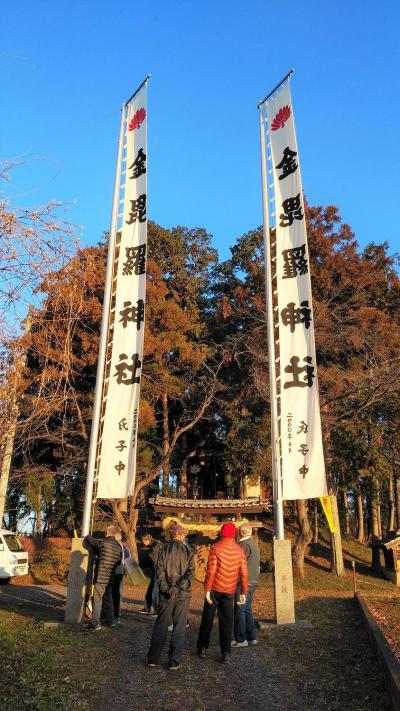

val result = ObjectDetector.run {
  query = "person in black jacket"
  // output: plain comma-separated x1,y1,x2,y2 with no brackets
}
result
142,534,162,614
111,533,132,624
232,524,260,647
84,524,122,631
147,525,194,670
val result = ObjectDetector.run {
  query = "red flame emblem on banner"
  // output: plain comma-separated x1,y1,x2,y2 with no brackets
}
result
128,108,146,131
271,105,291,131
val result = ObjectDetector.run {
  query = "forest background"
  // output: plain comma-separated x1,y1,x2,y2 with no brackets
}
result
1,176,399,578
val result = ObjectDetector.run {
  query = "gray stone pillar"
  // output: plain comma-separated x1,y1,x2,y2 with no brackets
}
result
64,537,90,624
273,538,295,625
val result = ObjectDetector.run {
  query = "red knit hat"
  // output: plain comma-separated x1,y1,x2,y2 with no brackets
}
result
220,522,236,539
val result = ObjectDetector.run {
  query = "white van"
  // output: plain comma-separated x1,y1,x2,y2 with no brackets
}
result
0,529,29,583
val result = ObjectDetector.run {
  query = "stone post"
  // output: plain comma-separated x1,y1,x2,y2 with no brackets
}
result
64,538,90,624
273,538,295,624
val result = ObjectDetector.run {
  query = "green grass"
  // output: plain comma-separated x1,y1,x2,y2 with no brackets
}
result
0,611,89,711
255,526,399,598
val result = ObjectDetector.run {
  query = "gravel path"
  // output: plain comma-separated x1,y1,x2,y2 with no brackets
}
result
0,583,391,711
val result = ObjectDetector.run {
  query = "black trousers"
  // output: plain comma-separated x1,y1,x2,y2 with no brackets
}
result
92,582,114,626
147,593,191,664
144,571,159,612
112,574,124,619
196,591,235,654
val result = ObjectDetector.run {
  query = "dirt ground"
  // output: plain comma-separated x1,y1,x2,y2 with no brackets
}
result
366,596,400,662
0,579,392,711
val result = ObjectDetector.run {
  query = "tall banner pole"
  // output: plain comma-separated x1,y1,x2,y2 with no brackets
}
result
259,69,296,625
259,69,328,622
66,77,150,624
258,108,284,541
263,74,327,502
81,106,125,537
81,74,151,534
95,76,149,501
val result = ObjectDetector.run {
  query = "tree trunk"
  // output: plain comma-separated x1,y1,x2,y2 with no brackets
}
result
343,489,350,535
181,457,188,497
35,491,42,535
330,493,345,576
395,471,400,530
313,501,319,545
126,506,139,560
292,499,312,579
388,470,396,533
0,415,17,526
161,392,170,494
0,312,31,526
370,476,383,575
111,498,139,561
356,492,365,544
291,501,297,520
376,482,382,539
365,495,371,542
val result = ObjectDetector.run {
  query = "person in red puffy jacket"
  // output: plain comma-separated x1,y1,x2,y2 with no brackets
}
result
196,522,248,663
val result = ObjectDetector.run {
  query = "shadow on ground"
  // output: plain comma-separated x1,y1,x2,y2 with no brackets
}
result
0,584,66,621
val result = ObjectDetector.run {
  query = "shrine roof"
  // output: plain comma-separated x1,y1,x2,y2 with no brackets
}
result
149,496,270,514
381,530,400,548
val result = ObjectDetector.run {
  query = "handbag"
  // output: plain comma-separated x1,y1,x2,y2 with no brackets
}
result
114,542,125,576
124,555,147,585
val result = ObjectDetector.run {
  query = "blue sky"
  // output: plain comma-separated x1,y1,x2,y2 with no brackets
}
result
1,0,400,262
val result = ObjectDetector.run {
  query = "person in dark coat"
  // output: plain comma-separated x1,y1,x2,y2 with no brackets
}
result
147,525,194,670
111,533,132,624
84,524,122,630
232,524,260,647
142,534,162,614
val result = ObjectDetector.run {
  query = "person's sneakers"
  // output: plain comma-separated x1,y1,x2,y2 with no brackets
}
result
196,647,206,659
115,617,121,625
248,639,258,646
87,623,102,631
221,653,231,664
107,622,116,629
231,640,248,647
147,661,159,667
168,624,173,632
186,621,190,629
168,660,181,671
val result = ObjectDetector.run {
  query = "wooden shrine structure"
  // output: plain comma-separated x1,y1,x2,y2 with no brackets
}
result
149,495,271,581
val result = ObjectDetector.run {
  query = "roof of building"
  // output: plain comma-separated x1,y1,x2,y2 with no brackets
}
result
149,496,270,514
381,530,400,548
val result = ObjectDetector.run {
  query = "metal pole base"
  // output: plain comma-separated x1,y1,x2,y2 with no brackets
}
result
64,538,90,624
273,538,295,625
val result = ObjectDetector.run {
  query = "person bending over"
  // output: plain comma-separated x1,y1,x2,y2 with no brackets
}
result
84,524,122,630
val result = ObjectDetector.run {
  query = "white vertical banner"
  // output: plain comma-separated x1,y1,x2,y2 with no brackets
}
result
96,83,148,499
264,83,327,500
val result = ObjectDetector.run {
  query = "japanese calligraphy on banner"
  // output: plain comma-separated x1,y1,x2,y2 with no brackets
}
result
265,84,327,500
96,84,148,499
